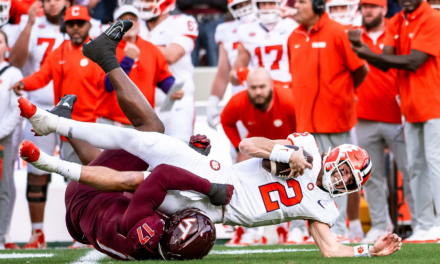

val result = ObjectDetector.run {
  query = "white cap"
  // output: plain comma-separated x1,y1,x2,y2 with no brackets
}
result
114,5,139,20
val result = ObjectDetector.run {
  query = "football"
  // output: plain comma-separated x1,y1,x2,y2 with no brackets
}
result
262,145,314,177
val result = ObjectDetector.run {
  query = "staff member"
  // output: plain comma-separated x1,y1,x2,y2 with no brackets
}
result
0,30,24,250
10,6,104,167
353,0,415,244
282,0,368,241
348,0,440,243
96,5,180,128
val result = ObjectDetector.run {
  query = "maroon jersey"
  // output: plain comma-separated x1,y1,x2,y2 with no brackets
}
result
65,149,212,261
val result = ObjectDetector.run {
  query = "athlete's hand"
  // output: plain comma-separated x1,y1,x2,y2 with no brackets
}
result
288,147,313,179
236,67,249,87
27,1,42,26
278,6,297,19
124,42,140,60
170,89,184,101
189,134,211,156
207,95,220,129
348,27,363,48
370,232,402,256
9,81,25,96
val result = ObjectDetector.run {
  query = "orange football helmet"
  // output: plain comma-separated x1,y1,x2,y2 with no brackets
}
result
322,144,372,197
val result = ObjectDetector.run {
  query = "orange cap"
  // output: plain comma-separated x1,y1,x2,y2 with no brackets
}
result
64,6,91,22
360,0,387,7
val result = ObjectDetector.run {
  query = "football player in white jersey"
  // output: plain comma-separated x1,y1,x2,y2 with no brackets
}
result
8,0,66,250
126,0,197,143
326,0,362,26
16,24,402,256
230,0,298,89
207,0,255,130
0,0,21,49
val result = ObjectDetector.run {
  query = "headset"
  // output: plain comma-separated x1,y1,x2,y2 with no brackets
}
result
313,0,326,15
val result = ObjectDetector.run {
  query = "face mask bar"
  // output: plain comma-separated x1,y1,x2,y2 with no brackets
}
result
133,0,166,20
230,3,256,22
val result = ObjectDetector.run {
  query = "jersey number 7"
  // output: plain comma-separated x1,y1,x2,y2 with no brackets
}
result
37,38,56,66
259,179,303,212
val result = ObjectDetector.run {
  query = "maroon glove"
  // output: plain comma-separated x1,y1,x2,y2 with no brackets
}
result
189,134,211,156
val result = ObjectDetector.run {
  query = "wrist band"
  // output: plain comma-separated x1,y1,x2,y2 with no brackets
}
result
270,144,294,163
353,244,371,257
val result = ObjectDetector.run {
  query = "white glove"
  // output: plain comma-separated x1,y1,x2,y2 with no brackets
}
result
207,95,220,129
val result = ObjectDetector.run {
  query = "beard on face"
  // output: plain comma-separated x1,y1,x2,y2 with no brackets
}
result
362,12,383,30
248,89,273,111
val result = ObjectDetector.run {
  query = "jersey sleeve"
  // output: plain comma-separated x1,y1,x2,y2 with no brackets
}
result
286,133,320,156
169,15,199,53
0,68,24,140
411,16,440,56
236,24,252,54
214,22,227,44
125,215,165,255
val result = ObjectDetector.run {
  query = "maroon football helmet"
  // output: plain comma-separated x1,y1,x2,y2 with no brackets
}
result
158,208,216,260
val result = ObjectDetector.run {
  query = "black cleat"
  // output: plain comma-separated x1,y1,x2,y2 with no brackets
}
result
49,94,77,119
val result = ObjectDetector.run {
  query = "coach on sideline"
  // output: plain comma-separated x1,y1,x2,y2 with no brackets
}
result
280,0,368,241
348,0,440,243
96,5,182,128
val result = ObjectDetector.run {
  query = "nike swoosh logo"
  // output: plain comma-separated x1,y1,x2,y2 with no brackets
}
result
59,60,66,64
317,200,325,209
294,44,300,49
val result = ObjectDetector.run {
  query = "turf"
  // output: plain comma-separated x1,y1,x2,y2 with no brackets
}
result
1,244,439,264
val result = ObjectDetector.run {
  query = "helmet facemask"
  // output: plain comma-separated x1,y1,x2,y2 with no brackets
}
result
132,0,175,21
0,0,10,27
229,0,256,23
253,0,285,25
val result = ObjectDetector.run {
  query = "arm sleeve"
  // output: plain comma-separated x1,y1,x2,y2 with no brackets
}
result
0,69,24,140
155,50,174,93
170,15,199,53
338,31,366,72
411,16,440,56
21,53,53,90
220,97,242,149
104,56,134,92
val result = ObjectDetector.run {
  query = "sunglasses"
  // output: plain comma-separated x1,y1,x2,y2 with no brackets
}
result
65,20,88,27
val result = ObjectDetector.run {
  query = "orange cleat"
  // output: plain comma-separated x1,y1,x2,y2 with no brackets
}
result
68,240,94,249
4,243,20,250
18,97,37,119
20,141,40,163
22,229,47,249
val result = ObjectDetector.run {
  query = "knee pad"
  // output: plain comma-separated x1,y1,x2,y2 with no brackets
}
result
26,183,48,203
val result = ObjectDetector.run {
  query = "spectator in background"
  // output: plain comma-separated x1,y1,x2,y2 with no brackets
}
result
353,0,415,243
0,30,24,250
348,0,440,243
96,5,182,127
386,0,401,17
283,0,368,243
9,6,105,248
8,0,66,250
177,0,227,66
428,0,440,11
9,0,36,24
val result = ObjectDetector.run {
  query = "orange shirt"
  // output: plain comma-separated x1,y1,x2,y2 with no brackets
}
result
9,0,36,24
220,86,296,149
356,24,402,124
22,39,105,123
96,37,172,124
384,1,440,123
287,12,365,133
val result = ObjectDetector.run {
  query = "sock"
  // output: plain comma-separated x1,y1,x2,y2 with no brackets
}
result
32,222,43,231
56,159,81,182
0,243,4,250
55,117,71,138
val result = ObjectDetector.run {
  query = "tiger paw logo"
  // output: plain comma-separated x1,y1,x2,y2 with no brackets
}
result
357,246,364,254
210,160,221,171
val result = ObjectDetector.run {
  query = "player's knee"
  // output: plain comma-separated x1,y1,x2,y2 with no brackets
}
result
26,183,48,203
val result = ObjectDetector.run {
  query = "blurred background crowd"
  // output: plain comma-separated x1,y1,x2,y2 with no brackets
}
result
0,0,439,250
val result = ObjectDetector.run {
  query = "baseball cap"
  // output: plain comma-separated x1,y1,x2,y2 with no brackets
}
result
114,5,139,20
359,0,387,7
64,6,91,22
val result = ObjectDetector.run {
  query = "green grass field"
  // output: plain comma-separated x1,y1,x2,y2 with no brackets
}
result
1,244,439,264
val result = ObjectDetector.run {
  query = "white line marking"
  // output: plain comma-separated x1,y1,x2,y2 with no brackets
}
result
211,248,319,255
71,250,106,264
0,253,54,259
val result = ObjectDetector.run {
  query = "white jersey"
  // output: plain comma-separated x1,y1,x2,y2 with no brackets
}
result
19,15,66,109
237,18,298,83
2,24,21,51
140,14,198,96
215,20,246,95
138,131,339,228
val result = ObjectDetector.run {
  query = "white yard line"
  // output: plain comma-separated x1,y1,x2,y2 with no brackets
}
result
211,248,319,255
0,253,54,259
71,250,106,264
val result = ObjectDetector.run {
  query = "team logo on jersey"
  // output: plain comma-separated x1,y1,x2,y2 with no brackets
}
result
0,79,2,85
249,32,256,37
80,58,88,67
273,119,283,127
210,160,221,171
307,183,314,190
317,200,325,209
38,24,45,29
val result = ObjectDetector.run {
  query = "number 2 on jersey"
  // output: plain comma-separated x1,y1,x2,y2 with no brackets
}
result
259,179,303,212
255,45,283,70
37,38,56,66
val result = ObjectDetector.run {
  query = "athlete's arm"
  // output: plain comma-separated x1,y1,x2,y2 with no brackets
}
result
8,1,39,68
158,43,186,65
230,44,251,86
352,64,368,89
309,220,402,257
80,166,144,193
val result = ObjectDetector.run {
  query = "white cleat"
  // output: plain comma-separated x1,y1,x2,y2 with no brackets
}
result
18,97,59,136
